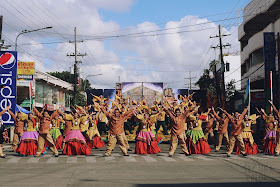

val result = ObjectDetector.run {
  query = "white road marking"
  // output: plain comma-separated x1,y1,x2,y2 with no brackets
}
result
194,155,213,161
176,154,194,161
7,157,21,163
224,155,244,160
86,157,96,163
248,155,267,160
77,155,86,158
105,156,115,162
262,155,277,159
27,157,40,163
160,156,176,162
43,154,52,157
142,156,157,162
123,156,137,162
111,153,121,157
46,157,59,163
93,153,103,157
66,157,77,163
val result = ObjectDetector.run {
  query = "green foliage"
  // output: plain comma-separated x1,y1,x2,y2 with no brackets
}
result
48,71,75,84
81,79,91,92
73,91,87,106
226,80,242,112
196,60,216,90
48,71,91,106
196,60,240,111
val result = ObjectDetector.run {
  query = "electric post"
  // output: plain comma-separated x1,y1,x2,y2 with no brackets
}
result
210,25,231,109
185,71,196,95
277,32,280,108
67,27,87,105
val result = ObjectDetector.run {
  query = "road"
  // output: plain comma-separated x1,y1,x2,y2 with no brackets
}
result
0,143,280,187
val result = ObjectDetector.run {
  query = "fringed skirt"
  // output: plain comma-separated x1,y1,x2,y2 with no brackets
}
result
262,130,276,155
16,131,46,156
236,131,258,155
135,131,161,154
62,130,91,155
186,130,211,154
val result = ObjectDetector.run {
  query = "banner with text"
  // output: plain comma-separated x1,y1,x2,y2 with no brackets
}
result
0,51,17,126
17,61,35,87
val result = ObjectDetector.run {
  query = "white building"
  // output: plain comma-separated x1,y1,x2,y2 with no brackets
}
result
224,55,241,90
238,0,280,90
17,70,73,111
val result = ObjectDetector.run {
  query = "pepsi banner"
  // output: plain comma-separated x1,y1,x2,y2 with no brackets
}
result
0,51,17,126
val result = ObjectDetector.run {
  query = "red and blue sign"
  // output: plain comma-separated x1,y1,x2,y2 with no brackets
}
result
0,51,17,126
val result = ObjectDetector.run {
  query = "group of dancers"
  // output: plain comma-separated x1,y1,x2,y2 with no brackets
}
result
0,93,280,158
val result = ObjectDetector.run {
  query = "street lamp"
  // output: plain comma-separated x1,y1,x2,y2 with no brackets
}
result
15,26,53,51
84,74,102,91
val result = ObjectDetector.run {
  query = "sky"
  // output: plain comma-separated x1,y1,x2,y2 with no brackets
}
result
0,0,251,89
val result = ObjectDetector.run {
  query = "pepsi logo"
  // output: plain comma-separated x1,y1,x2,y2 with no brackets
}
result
0,53,16,70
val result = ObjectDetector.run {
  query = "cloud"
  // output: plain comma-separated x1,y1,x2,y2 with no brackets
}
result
0,1,240,90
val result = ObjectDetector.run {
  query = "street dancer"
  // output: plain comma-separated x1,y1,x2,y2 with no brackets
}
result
99,103,134,157
219,107,248,157
0,106,11,158
163,100,193,157
33,108,59,157
212,107,229,152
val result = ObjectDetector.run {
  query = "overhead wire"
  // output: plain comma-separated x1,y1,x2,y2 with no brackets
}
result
1,0,265,87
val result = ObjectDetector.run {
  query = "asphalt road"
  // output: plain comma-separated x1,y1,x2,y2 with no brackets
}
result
0,143,280,187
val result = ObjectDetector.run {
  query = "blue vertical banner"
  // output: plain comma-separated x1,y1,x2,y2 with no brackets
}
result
263,32,276,113
244,78,250,115
0,51,17,126
244,79,250,105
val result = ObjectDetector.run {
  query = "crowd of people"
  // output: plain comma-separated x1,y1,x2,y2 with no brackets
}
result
0,93,280,158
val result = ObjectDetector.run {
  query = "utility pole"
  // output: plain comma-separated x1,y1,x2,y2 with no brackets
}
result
210,25,231,109
278,32,280,108
0,16,11,52
67,27,87,104
185,71,196,95
0,16,2,42
0,16,3,51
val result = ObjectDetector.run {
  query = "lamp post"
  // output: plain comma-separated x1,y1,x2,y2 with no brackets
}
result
15,26,53,51
84,74,102,91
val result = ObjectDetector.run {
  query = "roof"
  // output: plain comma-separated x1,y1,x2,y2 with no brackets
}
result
35,70,74,91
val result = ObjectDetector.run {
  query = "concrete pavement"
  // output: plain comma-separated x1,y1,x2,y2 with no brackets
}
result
0,143,280,187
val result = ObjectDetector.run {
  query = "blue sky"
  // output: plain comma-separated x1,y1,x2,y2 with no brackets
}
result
0,0,249,89
100,0,245,28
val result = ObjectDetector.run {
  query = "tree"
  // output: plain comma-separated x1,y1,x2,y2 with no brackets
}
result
48,71,91,106
196,60,241,111
196,60,216,90
48,71,75,84
81,79,91,92
226,80,243,112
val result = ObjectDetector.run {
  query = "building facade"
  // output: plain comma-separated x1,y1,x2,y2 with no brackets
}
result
17,70,73,111
238,0,280,90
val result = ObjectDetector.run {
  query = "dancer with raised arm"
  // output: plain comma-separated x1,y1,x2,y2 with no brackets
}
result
220,107,248,157
14,111,47,156
33,108,59,157
134,109,161,154
8,107,27,152
163,99,193,157
0,106,11,158
268,101,280,156
99,103,134,157
59,111,91,155
236,114,259,155
86,111,105,149
259,107,277,155
212,107,230,152
186,109,211,154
